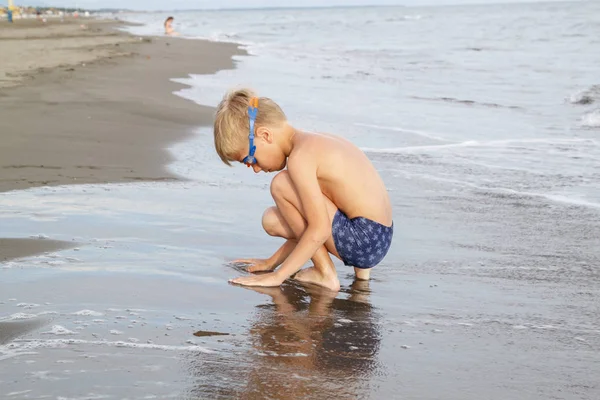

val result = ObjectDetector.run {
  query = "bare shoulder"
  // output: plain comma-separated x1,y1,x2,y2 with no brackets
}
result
287,132,323,167
289,131,354,166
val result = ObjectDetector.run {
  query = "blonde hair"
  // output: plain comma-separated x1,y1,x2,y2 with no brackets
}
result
213,88,287,166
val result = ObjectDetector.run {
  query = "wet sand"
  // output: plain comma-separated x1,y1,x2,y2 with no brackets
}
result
1,177,598,399
0,238,75,263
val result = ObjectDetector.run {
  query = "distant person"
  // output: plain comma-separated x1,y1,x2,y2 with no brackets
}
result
164,16,179,36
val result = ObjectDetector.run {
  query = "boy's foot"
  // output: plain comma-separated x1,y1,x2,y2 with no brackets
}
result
293,267,340,292
354,267,371,281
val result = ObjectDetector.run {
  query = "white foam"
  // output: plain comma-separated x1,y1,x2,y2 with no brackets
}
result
543,194,600,209
16,303,40,309
569,84,600,104
1,313,38,321
257,351,309,357
42,325,77,336
581,110,600,128
9,339,216,353
362,138,598,154
43,260,67,266
534,324,557,330
6,390,32,397
2,262,18,269
72,310,104,317
354,122,447,141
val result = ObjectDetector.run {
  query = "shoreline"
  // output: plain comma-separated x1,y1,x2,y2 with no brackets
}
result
0,17,245,262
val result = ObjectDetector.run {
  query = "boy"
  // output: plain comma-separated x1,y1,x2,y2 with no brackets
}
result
213,89,393,291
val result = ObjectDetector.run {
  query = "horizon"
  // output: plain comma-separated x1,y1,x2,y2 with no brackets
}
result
5,0,584,12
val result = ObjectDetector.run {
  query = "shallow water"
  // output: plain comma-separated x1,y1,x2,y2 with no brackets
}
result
124,1,600,207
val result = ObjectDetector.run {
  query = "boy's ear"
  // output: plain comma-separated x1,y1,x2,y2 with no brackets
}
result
256,126,273,143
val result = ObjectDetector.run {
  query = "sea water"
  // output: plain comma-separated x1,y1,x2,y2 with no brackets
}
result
121,1,600,207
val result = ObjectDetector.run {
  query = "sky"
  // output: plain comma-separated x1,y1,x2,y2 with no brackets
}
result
20,0,578,11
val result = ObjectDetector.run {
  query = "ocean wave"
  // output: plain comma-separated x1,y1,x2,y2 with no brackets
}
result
361,138,598,154
5,338,216,353
183,31,254,48
581,109,600,128
569,85,600,105
0,313,39,321
383,170,600,210
354,122,447,141
410,95,523,110
384,15,423,22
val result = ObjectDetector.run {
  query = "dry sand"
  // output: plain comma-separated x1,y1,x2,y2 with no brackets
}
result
0,17,243,262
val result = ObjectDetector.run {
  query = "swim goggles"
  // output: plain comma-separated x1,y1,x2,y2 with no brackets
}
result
242,97,259,166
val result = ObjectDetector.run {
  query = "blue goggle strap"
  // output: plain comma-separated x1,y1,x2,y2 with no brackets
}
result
244,97,259,165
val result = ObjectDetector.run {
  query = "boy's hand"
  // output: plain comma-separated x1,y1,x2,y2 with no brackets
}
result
232,258,274,273
229,272,284,287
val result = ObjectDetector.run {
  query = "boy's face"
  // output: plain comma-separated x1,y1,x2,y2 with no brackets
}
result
238,128,286,174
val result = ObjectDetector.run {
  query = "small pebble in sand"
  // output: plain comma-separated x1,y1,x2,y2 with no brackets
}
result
401,345,411,349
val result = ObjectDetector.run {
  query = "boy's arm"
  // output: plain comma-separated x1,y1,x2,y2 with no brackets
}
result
229,153,330,287
268,239,297,269
235,239,296,271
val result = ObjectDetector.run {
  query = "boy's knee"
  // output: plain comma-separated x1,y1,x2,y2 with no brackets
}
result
262,207,281,237
270,170,290,198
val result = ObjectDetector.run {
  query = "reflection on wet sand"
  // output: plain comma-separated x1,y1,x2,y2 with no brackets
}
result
184,280,382,399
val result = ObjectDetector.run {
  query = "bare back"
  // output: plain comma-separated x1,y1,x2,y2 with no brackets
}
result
289,131,392,227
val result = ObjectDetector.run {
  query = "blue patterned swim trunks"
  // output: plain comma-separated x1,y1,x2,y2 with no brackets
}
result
332,210,393,269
